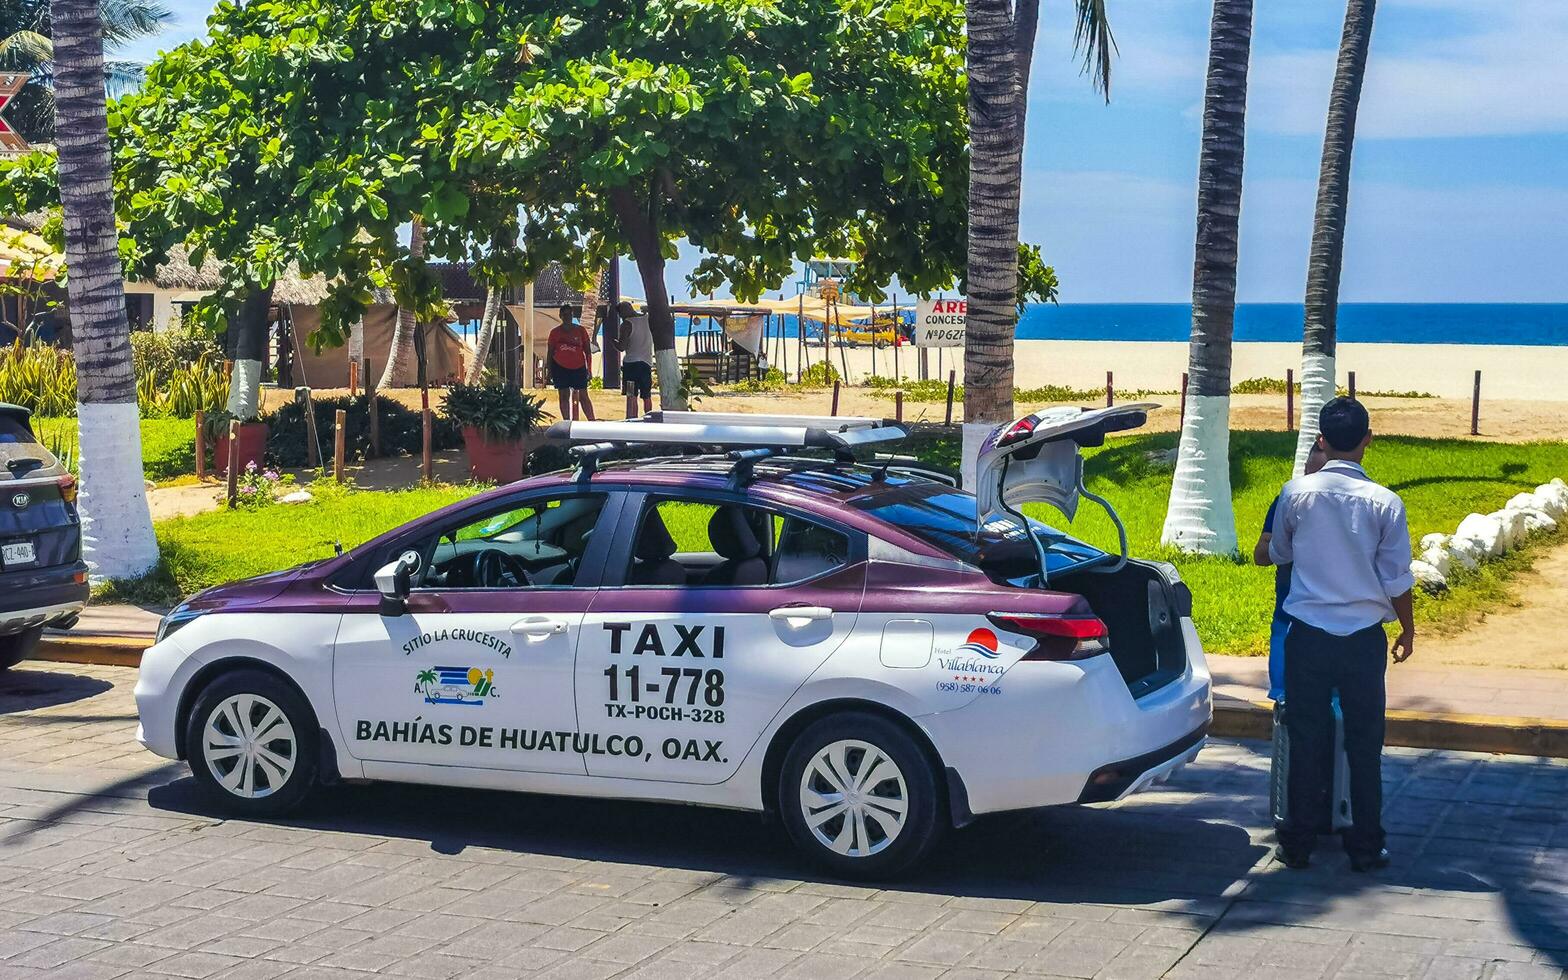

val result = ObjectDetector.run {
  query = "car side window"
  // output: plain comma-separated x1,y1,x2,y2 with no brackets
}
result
626,497,847,587
420,494,606,589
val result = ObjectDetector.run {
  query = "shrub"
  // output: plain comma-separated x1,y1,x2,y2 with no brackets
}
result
130,325,223,388
0,339,76,416
441,382,548,441
797,361,841,388
138,352,229,418
264,394,461,467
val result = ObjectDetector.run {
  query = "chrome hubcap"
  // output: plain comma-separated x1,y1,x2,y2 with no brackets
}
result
799,739,909,857
202,694,296,799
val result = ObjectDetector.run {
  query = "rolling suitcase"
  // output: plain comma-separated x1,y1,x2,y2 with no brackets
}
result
1270,695,1353,831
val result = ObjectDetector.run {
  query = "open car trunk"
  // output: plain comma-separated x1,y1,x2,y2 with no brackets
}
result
1051,559,1189,700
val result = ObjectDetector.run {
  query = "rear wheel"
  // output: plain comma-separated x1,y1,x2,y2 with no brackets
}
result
0,627,43,671
779,713,943,879
184,669,318,817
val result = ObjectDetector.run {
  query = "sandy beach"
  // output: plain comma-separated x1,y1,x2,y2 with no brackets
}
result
770,339,1568,401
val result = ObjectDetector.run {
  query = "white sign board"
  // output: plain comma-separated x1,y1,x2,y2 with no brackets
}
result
913,298,966,347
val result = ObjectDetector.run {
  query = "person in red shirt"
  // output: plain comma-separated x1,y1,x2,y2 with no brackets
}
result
546,304,596,421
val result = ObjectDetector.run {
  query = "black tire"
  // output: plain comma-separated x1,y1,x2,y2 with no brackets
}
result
779,712,944,879
184,669,318,817
0,627,43,671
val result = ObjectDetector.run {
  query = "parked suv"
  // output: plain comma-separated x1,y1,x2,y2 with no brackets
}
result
136,409,1210,877
0,405,88,669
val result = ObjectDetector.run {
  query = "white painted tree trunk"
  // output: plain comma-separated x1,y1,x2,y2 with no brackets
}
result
1292,350,1335,476
225,358,263,420
76,402,160,582
1161,393,1239,554
656,347,685,410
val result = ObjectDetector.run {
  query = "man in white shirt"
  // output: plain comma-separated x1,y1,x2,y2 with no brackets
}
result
613,301,655,419
1269,397,1415,872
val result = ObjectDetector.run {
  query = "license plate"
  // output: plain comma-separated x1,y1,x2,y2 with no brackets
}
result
2,541,35,566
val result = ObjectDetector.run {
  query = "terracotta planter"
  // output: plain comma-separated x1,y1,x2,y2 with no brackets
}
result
214,422,268,476
463,426,539,484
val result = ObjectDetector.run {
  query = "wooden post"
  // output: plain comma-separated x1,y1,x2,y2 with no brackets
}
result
299,387,321,468
367,391,381,458
895,390,904,423
1348,370,1357,400
333,409,346,482
830,380,840,416
1286,368,1294,431
194,410,206,481
348,359,359,396
944,370,956,426
1471,370,1481,436
1180,372,1189,427
225,420,239,508
422,408,434,481
1106,371,1114,408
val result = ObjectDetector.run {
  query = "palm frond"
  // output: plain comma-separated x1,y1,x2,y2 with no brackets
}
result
98,0,172,48
0,30,52,71
103,59,145,97
1071,0,1117,100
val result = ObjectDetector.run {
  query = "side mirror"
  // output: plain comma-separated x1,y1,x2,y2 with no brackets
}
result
374,550,422,616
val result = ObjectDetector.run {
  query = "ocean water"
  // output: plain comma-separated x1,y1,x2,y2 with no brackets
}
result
677,303,1568,347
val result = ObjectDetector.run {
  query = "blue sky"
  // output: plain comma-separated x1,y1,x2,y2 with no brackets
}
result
124,0,1568,303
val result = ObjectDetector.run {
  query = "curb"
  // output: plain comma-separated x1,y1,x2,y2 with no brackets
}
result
33,635,147,669
1213,698,1568,759
32,639,1568,760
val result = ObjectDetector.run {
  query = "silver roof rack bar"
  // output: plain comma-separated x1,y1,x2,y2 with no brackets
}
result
546,412,907,452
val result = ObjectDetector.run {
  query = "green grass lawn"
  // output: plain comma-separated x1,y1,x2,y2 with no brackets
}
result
108,430,1568,656
34,416,198,483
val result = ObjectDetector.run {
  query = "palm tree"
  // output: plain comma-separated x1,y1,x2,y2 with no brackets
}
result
1,0,169,143
378,216,424,389
465,285,502,383
960,0,1112,478
1292,0,1377,474
1161,0,1253,555
53,0,158,579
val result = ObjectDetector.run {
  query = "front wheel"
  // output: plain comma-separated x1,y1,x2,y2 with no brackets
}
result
184,669,318,817
779,713,944,879
0,626,43,671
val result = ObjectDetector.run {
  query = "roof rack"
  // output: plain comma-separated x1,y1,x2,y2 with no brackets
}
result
546,411,907,452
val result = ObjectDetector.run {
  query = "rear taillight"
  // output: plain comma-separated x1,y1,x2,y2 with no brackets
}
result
988,612,1109,661
57,474,77,504
997,415,1038,446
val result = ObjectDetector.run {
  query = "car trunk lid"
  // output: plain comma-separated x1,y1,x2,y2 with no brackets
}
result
973,403,1158,524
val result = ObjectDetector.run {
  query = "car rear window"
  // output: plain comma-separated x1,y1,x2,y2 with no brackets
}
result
847,483,1103,583
0,415,36,444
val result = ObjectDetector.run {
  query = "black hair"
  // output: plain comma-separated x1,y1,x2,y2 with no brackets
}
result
558,304,575,320
1318,396,1370,452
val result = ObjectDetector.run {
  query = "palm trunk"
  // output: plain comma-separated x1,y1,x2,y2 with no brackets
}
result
1161,0,1252,556
466,286,502,384
378,216,424,389
1293,0,1376,475
53,0,158,579
610,186,684,408
224,285,274,419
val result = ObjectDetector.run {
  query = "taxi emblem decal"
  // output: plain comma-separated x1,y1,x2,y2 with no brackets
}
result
414,666,498,706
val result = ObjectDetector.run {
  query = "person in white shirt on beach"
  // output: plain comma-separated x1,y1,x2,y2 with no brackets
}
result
1269,396,1415,872
613,301,655,419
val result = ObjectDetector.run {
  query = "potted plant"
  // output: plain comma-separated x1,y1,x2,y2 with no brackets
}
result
206,409,268,477
441,382,547,483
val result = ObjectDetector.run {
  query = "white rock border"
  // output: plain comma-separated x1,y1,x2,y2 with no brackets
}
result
1411,478,1567,592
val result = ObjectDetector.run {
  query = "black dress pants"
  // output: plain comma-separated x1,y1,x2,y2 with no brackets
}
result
1277,619,1388,859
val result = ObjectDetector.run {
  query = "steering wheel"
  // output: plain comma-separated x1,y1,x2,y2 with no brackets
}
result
469,548,531,588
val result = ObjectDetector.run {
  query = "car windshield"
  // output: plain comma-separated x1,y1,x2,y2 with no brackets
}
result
848,481,1105,584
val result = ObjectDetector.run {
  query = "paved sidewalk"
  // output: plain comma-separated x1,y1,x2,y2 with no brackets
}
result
48,604,165,639
1211,654,1568,722
0,662,1565,980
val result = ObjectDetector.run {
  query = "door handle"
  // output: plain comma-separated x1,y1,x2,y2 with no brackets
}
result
769,605,834,623
511,617,568,636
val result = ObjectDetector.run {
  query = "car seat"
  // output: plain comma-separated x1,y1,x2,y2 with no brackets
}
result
631,511,686,585
703,505,768,586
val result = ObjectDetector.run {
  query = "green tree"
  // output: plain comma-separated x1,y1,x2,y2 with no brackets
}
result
0,0,169,142
1292,0,1376,474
